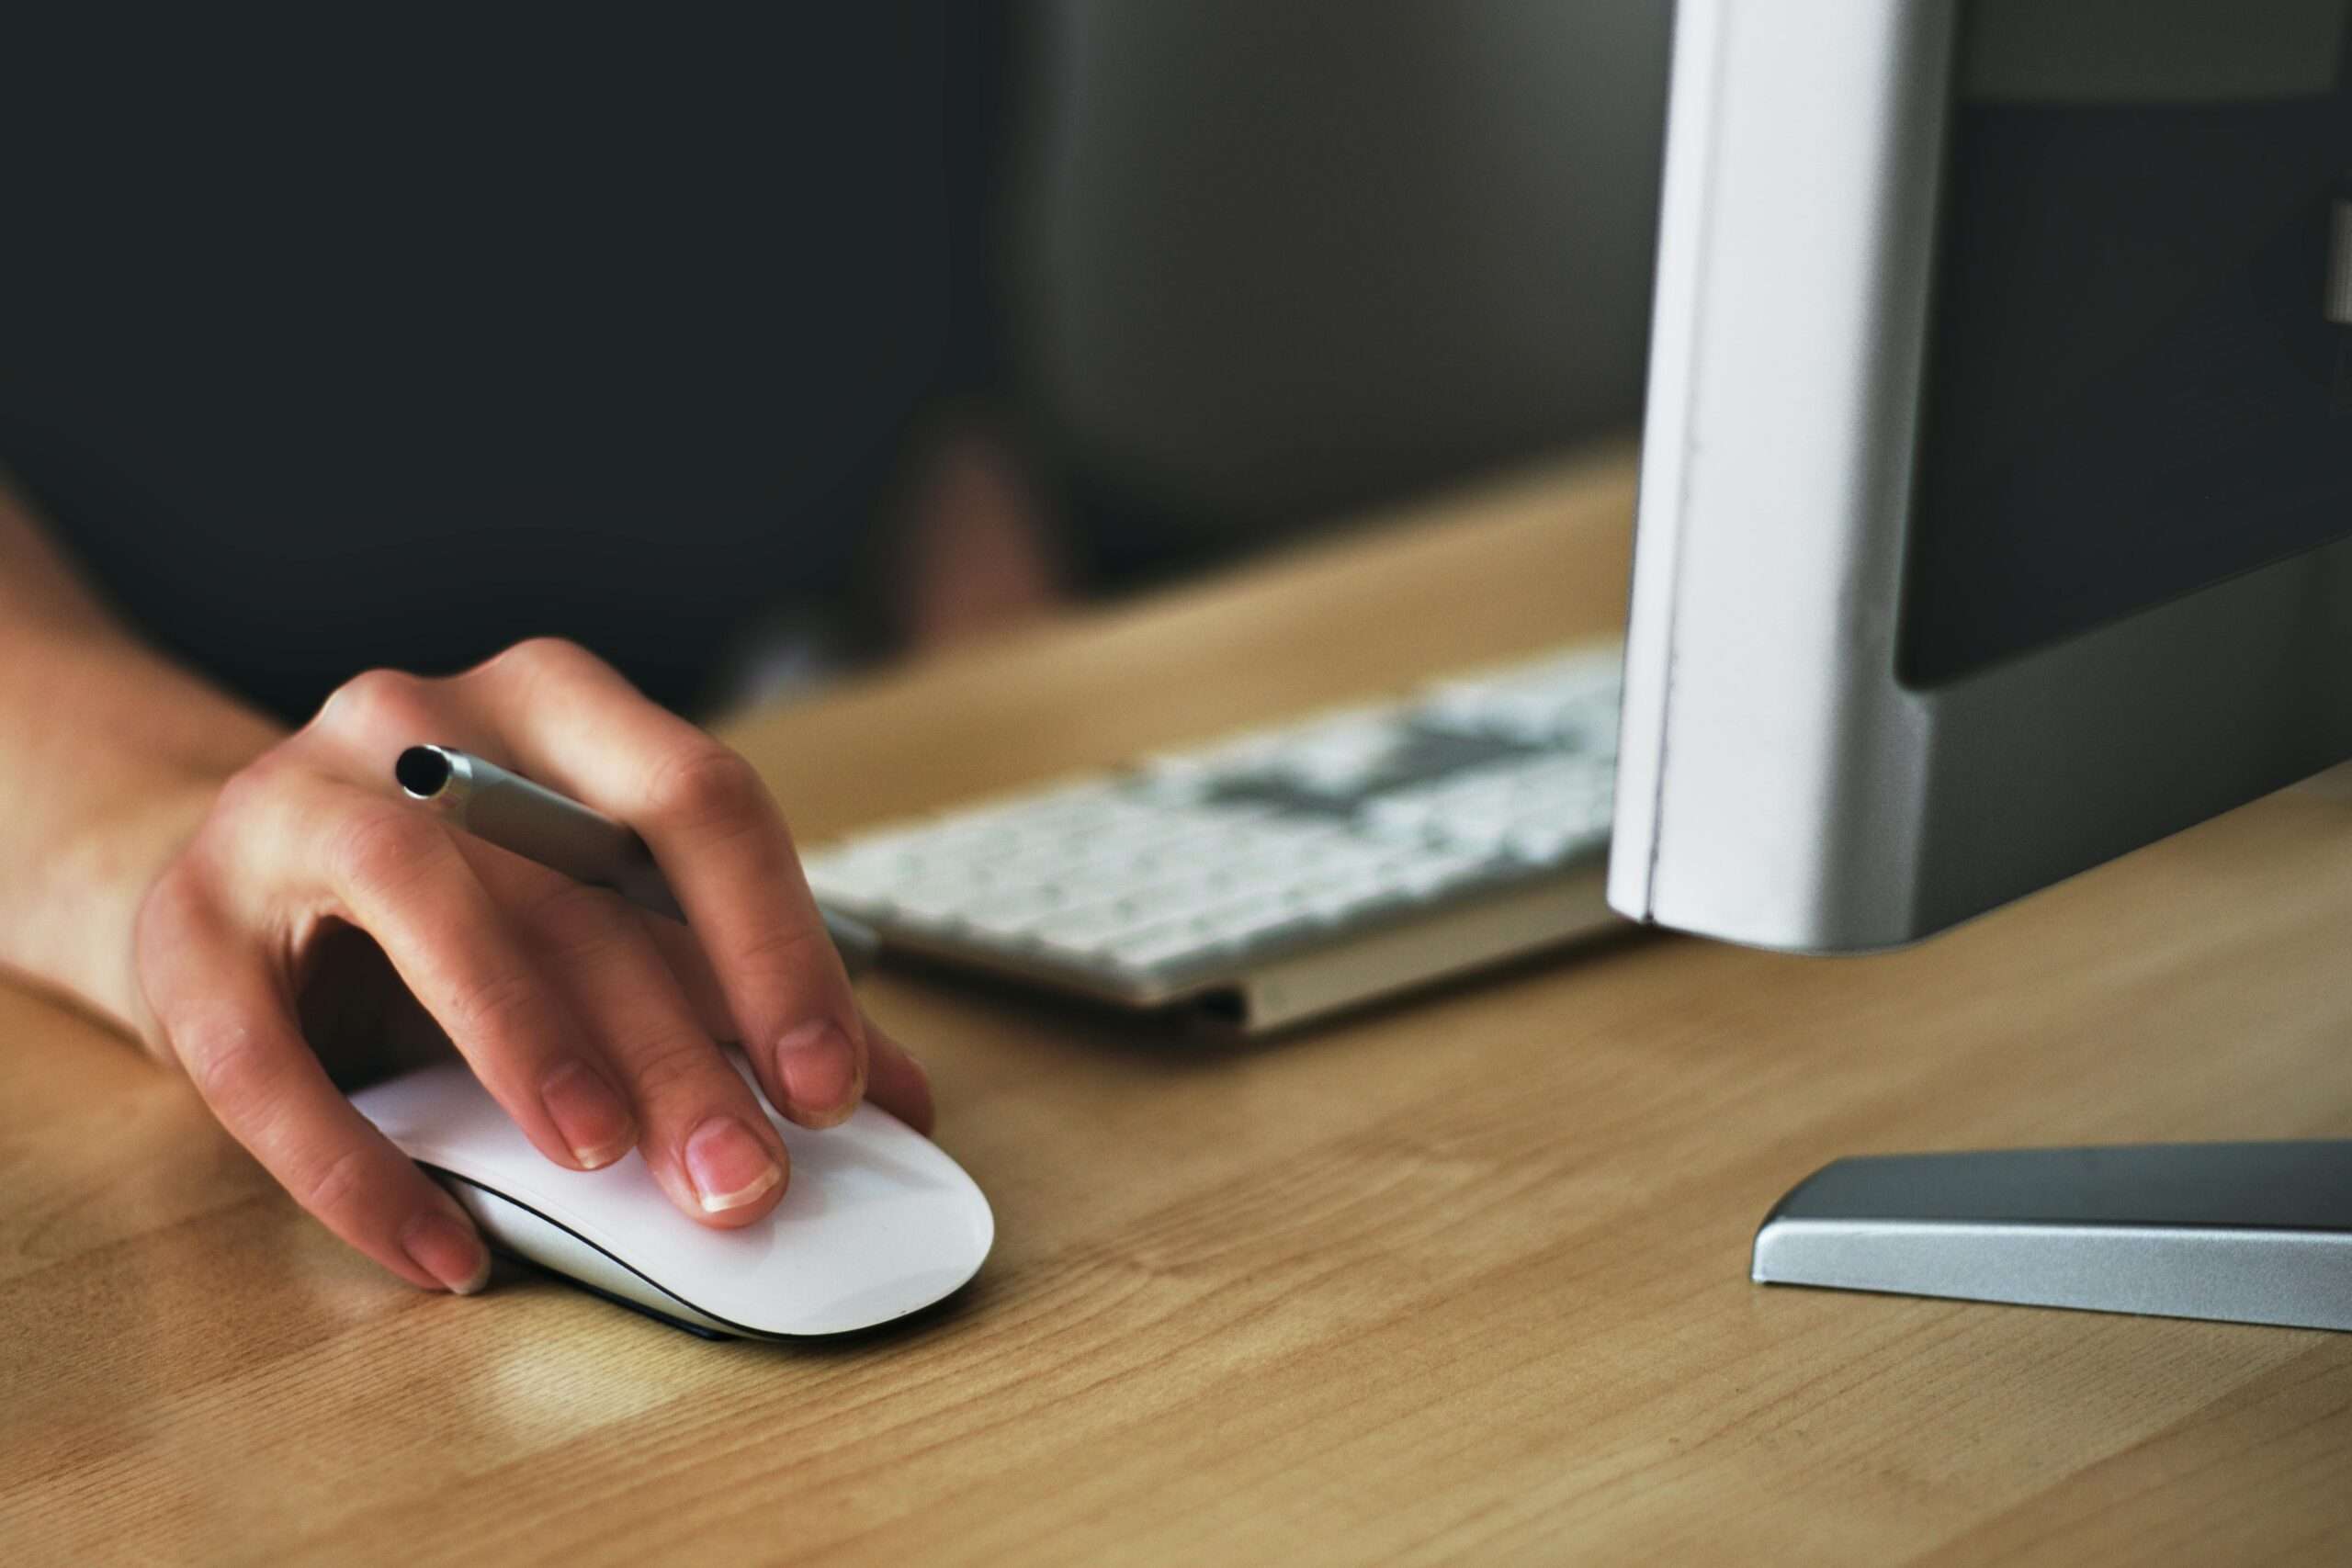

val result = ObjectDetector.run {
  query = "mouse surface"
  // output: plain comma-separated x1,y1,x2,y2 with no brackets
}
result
349,1052,992,1338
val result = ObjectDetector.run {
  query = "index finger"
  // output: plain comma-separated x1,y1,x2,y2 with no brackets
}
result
140,874,491,1295
458,639,865,1128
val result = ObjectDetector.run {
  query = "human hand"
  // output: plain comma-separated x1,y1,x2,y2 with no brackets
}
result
133,638,932,1295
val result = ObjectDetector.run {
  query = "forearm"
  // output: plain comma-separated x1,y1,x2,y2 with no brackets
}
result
0,479,283,1039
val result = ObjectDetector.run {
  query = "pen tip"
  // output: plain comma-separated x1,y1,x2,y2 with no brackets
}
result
396,746,455,800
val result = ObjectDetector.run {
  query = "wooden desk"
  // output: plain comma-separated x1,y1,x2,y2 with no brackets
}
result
7,449,2352,1564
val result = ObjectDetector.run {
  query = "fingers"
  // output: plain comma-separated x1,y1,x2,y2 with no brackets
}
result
461,638,866,1130
861,1018,936,1136
305,665,493,780
227,768,639,1178
639,910,933,1133
138,871,491,1294
470,845,792,1226
138,647,937,1303
321,793,639,1174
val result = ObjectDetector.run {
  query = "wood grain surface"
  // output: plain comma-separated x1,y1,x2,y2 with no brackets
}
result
6,447,2352,1565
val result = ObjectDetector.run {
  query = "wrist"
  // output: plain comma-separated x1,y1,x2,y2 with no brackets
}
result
0,634,283,1045
9,767,234,1047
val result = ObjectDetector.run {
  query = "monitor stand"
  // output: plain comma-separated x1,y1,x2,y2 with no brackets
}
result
1752,1141,2352,1331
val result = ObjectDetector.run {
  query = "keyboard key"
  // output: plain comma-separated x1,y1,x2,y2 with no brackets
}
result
1190,892,1312,952
887,875,992,926
1394,850,1500,898
959,886,1076,938
1504,825,1591,865
1362,790,1440,838
1030,907,1136,959
1104,920,1216,973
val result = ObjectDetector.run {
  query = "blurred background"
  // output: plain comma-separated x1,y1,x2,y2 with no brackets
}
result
0,1,1673,720
1005,1,1669,595
747,0,1676,698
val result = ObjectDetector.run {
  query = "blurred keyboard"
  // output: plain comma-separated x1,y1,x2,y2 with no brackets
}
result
802,642,1624,1032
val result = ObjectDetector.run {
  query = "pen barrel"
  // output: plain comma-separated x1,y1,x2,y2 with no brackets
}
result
400,746,879,975
435,753,686,922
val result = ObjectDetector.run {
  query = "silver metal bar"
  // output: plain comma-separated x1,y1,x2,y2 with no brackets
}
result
396,745,878,976
1752,1142,2352,1332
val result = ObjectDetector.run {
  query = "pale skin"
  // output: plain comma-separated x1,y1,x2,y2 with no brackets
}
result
0,467,1074,1299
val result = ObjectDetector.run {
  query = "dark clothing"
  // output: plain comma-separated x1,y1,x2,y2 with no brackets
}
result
2,7,1003,719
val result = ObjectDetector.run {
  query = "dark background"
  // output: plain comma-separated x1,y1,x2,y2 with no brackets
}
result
0,3,1673,720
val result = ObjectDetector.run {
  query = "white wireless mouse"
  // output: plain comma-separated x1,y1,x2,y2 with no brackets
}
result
349,1052,993,1339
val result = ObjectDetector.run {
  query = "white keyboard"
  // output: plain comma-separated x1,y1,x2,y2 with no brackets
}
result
802,643,1624,1031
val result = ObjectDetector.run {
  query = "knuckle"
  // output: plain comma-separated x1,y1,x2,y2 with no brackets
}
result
643,742,767,834
438,965,546,1050
521,885,641,969
207,762,286,829
522,875,625,934
474,636,596,688
297,1144,372,1221
316,666,432,742
731,915,832,984
621,1030,729,1106
510,634,593,667
175,1008,281,1112
328,807,445,897
335,666,422,706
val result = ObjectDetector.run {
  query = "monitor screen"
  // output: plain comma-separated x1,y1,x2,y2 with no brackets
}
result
1899,1,2352,686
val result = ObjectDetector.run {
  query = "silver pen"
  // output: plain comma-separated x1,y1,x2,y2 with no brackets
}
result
394,745,879,976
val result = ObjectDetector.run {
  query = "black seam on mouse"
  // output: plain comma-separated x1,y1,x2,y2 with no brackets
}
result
427,1167,796,1340
508,1258,736,1340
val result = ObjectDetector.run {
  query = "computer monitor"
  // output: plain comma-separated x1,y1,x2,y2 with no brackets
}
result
1609,0,2352,1330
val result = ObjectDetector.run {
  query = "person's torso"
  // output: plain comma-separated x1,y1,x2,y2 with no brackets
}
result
2,7,977,717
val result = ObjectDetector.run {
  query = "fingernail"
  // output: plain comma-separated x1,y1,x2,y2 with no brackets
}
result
540,1059,636,1168
401,1211,492,1295
684,1117,784,1213
775,1019,861,1123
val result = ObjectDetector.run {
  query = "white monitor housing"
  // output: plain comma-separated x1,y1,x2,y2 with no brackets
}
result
1608,0,2352,1334
1609,0,2352,953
